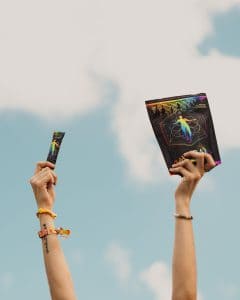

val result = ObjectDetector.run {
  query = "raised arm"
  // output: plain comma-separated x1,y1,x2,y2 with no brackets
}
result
30,161,77,300
169,151,215,300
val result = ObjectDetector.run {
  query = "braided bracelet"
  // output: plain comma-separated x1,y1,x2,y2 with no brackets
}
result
38,227,71,238
174,213,193,220
36,208,57,219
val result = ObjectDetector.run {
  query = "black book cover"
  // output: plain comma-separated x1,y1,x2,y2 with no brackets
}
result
145,93,221,171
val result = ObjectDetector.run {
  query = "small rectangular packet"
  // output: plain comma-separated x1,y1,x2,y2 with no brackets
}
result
47,132,65,164
145,93,221,172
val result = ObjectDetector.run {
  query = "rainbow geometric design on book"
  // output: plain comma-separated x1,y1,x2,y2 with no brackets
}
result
145,93,221,170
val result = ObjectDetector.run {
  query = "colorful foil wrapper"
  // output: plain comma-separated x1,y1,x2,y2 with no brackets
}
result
47,132,65,164
145,93,221,171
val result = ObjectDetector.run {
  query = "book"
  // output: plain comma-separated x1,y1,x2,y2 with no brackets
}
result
145,93,221,171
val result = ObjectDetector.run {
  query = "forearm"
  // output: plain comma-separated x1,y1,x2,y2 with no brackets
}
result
172,200,197,300
39,214,77,300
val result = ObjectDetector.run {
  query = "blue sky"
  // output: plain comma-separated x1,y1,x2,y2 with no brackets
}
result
199,5,240,57
0,2,240,300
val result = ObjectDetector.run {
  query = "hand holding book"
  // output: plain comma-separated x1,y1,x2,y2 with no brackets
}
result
170,150,216,208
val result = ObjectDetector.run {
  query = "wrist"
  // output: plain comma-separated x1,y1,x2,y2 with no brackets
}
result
38,213,55,221
175,198,191,214
37,204,54,210
38,214,55,228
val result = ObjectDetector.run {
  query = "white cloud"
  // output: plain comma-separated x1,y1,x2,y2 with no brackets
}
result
104,242,131,284
0,1,108,119
140,261,204,300
104,244,205,300
1,0,240,181
140,262,171,300
200,0,240,12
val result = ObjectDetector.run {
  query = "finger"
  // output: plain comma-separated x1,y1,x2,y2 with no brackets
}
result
204,153,216,171
184,151,216,172
183,151,205,173
51,171,58,185
29,175,38,187
39,167,58,185
35,161,55,174
170,165,201,182
39,172,56,188
183,150,204,161
169,166,192,178
29,171,55,189
172,159,196,173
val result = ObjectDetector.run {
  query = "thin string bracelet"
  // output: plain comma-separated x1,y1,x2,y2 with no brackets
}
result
174,213,193,220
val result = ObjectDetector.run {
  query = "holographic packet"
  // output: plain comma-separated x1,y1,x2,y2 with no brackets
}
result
145,93,221,172
47,132,65,164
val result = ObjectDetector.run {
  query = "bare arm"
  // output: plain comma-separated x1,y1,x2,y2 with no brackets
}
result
39,214,77,300
170,151,216,300
172,200,196,300
30,161,77,300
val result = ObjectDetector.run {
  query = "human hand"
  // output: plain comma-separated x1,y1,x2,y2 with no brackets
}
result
169,151,216,209
29,161,57,210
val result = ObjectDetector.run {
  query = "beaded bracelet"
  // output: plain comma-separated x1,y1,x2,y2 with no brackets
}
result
36,208,57,219
38,227,71,239
174,213,193,220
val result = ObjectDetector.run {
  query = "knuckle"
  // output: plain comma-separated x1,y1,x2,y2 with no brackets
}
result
182,159,189,166
188,174,194,180
185,160,193,168
189,150,196,155
34,179,40,187
194,173,201,181
178,167,184,173
48,170,53,176
42,167,51,175
205,155,211,162
29,177,35,185
47,173,53,180
31,179,38,187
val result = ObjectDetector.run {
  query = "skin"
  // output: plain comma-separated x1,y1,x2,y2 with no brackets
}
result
29,151,216,300
30,161,77,300
170,151,216,300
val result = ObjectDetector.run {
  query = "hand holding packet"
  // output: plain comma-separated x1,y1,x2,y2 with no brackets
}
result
145,93,221,173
